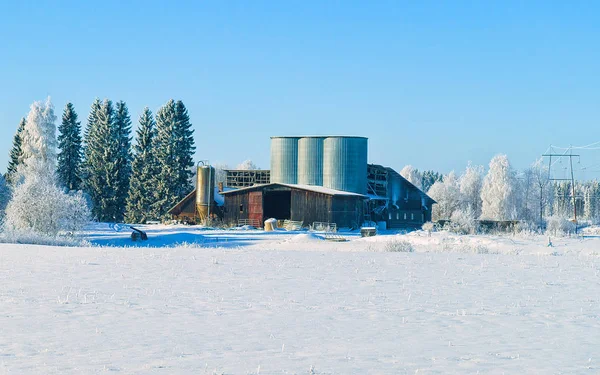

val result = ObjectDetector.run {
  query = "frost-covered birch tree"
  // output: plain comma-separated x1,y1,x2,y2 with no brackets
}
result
400,165,423,190
5,99,90,237
459,163,483,219
480,154,518,220
428,171,461,221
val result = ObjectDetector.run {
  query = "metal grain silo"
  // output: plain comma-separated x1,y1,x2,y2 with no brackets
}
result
323,136,368,194
196,163,215,220
270,137,299,184
297,137,324,186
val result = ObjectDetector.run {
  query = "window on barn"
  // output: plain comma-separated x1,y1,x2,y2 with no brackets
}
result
239,204,244,213
404,213,407,220
411,213,414,220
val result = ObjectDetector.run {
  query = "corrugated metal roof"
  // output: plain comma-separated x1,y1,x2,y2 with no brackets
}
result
219,183,368,198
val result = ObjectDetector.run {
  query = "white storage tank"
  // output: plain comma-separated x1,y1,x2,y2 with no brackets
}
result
270,137,299,184
297,137,324,186
323,136,368,194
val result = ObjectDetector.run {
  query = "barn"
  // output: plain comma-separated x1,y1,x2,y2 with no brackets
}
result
220,183,367,229
168,135,435,230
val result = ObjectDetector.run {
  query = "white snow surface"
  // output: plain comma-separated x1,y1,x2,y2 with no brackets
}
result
1,224,600,373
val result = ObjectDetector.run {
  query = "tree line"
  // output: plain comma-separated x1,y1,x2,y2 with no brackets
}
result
6,98,195,224
401,156,600,231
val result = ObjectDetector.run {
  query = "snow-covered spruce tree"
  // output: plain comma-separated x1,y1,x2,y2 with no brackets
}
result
152,100,179,219
400,165,423,190
125,108,158,224
113,101,133,217
6,118,26,184
173,100,195,198
4,98,90,238
81,98,102,185
84,99,129,222
459,162,484,219
57,103,83,191
152,100,196,219
480,154,518,220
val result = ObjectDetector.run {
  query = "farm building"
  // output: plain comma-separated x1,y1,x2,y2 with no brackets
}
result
220,183,367,228
168,135,435,229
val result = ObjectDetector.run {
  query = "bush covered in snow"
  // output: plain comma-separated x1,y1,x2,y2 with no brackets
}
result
448,208,478,234
384,238,414,252
545,216,576,236
422,221,436,232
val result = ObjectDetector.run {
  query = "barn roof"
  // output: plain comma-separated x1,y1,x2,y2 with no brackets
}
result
219,183,368,198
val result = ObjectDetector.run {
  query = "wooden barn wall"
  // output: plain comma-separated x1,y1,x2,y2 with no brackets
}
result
331,196,364,228
223,192,250,225
248,191,263,225
290,190,332,226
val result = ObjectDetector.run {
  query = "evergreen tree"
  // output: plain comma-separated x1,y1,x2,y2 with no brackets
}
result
173,100,195,198
85,100,120,221
152,100,179,219
57,103,83,190
6,118,26,184
125,108,158,223
114,101,133,216
82,98,102,184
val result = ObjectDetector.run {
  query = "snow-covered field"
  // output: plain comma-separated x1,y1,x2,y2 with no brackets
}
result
1,225,600,374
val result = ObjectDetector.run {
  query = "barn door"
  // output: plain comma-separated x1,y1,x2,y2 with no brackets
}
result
248,191,263,227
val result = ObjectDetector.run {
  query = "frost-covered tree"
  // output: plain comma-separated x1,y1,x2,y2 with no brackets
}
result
0,175,11,219
400,165,422,190
152,100,196,219
57,103,83,190
125,108,159,224
428,171,461,221
529,158,552,226
583,181,600,223
213,162,229,184
459,163,483,218
237,160,259,170
6,118,26,184
5,99,90,237
480,154,518,220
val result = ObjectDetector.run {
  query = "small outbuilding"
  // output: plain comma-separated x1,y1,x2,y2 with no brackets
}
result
220,183,368,229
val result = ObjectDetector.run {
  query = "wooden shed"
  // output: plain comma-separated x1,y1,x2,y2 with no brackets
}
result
220,183,368,229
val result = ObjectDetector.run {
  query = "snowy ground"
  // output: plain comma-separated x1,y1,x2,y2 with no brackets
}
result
1,225,600,374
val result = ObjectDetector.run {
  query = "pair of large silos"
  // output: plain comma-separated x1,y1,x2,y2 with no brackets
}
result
270,136,368,195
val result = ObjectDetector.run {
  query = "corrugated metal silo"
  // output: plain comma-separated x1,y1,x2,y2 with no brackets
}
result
323,137,368,194
196,164,215,220
270,137,299,184
297,137,324,186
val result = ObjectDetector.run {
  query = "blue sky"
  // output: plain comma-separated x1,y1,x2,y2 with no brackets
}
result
1,1,599,178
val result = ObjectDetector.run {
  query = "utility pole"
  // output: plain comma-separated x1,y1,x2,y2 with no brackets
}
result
542,149,580,233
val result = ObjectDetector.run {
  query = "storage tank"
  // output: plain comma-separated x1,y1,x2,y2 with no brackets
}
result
270,137,299,184
297,137,324,186
196,163,215,220
323,136,368,194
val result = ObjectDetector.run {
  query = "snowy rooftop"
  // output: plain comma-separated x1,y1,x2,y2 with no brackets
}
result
219,183,368,197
